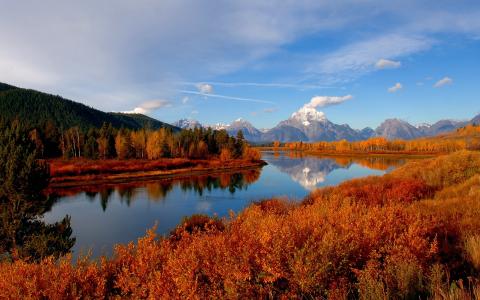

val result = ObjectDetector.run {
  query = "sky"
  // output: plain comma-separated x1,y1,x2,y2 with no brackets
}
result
1,1,480,129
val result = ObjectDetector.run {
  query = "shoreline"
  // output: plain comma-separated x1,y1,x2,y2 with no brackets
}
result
48,159,267,189
257,147,442,158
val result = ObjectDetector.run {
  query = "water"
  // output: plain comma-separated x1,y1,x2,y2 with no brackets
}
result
42,152,417,258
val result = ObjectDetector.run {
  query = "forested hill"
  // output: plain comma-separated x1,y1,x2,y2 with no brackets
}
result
0,82,179,131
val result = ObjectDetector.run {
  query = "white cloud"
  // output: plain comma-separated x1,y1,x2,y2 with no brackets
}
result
388,82,403,93
375,58,401,69
124,99,171,114
434,77,453,88
196,83,214,94
181,96,189,104
305,95,353,109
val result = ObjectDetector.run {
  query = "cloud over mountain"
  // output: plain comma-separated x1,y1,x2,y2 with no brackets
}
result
304,95,353,109
125,99,172,114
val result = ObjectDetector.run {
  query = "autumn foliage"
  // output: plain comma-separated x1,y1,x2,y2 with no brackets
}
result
1,151,480,298
284,125,480,154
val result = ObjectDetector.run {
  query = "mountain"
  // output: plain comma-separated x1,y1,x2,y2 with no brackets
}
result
0,82,179,131
226,118,263,141
472,113,480,125
264,106,364,142
358,127,376,140
173,118,203,129
375,119,424,140
261,124,309,142
419,119,467,136
110,113,179,131
0,82,16,92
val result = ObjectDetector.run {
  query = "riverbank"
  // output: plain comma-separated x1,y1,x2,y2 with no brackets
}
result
48,158,267,188
257,147,442,157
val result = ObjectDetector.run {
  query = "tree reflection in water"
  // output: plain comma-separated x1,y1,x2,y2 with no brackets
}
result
48,168,262,211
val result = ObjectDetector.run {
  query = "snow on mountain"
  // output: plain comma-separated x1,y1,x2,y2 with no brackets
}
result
173,118,203,129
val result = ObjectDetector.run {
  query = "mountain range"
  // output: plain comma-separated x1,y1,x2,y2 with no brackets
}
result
1,81,478,142
175,107,479,142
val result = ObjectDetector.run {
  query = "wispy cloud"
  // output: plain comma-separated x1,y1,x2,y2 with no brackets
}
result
310,34,433,82
178,90,275,104
263,107,278,113
388,82,403,93
178,81,333,90
434,77,453,88
375,59,401,69
124,99,172,114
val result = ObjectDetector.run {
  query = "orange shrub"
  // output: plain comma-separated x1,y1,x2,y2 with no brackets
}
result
219,148,232,162
309,176,434,206
242,146,261,161
1,151,480,298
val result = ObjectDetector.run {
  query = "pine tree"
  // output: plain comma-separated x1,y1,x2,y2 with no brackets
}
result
0,120,74,261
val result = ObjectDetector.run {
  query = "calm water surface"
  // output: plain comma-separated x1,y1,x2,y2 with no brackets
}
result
43,152,417,258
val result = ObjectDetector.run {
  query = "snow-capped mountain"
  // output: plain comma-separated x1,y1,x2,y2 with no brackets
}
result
264,106,364,142
173,111,478,143
226,118,263,141
173,118,203,129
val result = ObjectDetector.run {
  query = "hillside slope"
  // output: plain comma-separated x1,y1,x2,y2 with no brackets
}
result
0,82,178,131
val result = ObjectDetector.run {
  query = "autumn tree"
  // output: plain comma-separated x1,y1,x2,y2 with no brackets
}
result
115,129,133,159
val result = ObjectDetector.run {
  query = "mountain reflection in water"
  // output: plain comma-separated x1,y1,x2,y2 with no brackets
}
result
265,151,413,190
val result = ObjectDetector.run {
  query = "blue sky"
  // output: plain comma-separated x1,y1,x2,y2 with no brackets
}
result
1,1,479,129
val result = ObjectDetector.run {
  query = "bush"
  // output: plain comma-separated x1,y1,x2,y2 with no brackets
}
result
219,148,231,162
1,151,480,298
242,146,261,161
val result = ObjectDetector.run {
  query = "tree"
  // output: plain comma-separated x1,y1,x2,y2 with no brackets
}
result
115,129,133,159
0,120,74,261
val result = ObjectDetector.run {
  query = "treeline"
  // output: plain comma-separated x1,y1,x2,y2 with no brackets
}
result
283,125,480,153
20,120,260,161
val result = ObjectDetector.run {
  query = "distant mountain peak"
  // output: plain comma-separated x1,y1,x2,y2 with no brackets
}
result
416,122,431,129
173,118,203,129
